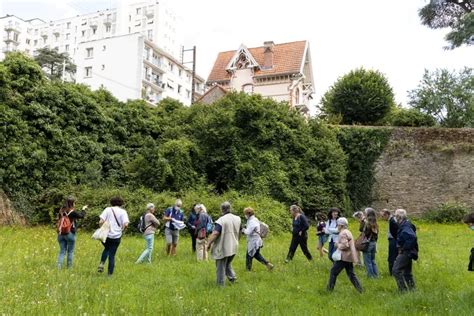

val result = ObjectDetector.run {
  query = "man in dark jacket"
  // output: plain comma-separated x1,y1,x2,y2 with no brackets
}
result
392,209,418,292
380,209,399,275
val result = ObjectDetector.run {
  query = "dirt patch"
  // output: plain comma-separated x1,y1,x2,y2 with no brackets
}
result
0,191,27,226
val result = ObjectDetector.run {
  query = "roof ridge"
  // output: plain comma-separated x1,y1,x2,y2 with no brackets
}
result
217,40,307,54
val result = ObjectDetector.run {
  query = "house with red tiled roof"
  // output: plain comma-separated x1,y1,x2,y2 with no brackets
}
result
202,40,314,113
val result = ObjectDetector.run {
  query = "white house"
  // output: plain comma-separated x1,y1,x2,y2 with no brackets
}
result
205,40,315,113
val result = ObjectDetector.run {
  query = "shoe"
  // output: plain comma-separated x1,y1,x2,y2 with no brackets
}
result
97,263,104,273
266,263,274,271
284,258,290,263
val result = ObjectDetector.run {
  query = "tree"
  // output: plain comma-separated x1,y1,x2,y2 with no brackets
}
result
408,68,474,128
383,107,437,127
320,68,395,125
419,0,474,49
34,47,76,80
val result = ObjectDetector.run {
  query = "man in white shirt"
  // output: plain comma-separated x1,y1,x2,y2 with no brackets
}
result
97,196,129,276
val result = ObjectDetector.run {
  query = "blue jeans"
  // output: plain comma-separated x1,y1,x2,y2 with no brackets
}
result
136,234,155,263
328,240,336,262
100,237,121,275
363,241,379,278
57,233,76,268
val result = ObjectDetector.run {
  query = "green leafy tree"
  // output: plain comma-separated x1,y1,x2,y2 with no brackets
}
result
34,47,76,80
408,68,474,128
419,0,473,49
384,107,437,127
320,68,395,125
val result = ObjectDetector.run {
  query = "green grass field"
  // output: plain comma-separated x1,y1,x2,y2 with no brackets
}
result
0,221,473,315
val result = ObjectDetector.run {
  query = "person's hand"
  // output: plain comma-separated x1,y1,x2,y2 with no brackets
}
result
299,231,302,236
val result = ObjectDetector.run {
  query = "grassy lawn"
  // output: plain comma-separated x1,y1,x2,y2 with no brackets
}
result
0,221,473,315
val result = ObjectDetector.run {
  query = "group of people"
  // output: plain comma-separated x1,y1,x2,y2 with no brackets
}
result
55,196,473,291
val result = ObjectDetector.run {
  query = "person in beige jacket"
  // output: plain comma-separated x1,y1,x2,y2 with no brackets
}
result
208,201,241,286
327,217,363,293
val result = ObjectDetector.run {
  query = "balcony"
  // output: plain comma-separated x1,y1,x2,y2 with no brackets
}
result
3,35,19,44
4,22,21,33
89,19,99,28
145,7,154,18
143,58,166,74
104,16,113,25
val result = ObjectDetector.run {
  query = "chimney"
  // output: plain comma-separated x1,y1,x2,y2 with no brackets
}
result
263,41,274,69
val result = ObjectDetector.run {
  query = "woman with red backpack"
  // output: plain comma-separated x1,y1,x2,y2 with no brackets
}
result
195,204,213,261
56,196,87,269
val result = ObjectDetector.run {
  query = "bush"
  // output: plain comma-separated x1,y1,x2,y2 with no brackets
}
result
33,185,292,234
320,68,395,125
384,107,436,127
423,202,471,223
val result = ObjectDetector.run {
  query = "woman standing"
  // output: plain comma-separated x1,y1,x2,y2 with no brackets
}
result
285,205,313,263
195,204,212,261
136,203,160,264
315,212,328,258
242,207,274,271
362,207,379,278
97,196,129,276
353,211,366,266
325,208,341,261
186,204,198,253
327,217,363,293
56,196,87,269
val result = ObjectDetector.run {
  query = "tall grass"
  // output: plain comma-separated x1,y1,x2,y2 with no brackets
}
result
0,221,473,315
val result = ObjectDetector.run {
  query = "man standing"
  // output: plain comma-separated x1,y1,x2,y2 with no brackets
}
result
208,201,241,286
392,209,418,292
163,199,185,256
380,209,399,275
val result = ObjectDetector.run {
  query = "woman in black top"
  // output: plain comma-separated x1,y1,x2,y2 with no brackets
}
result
57,196,87,269
362,208,379,278
285,205,313,263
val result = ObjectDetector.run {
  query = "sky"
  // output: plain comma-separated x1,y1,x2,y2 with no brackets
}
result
1,0,473,111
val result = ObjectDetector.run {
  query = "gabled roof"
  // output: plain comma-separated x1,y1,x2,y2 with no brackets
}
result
207,41,307,83
196,84,228,104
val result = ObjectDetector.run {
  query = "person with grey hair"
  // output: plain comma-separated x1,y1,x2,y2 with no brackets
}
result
195,204,213,261
392,209,418,292
136,203,160,264
208,201,241,286
163,199,185,256
327,217,363,293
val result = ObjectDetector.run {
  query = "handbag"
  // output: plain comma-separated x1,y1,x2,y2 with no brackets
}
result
332,248,342,261
355,233,369,252
92,221,110,243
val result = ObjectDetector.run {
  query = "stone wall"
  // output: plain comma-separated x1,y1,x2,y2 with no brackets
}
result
0,191,27,225
372,128,474,215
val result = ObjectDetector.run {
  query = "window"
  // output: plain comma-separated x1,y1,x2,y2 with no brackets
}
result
128,27,131,33
101,64,105,70
106,25,111,32
102,45,106,51
169,62,174,72
242,84,253,94
13,33,19,42
186,90,191,99
86,47,93,58
82,30,86,37
67,22,71,29
34,39,38,46
136,8,142,15
177,85,182,94
66,33,70,40
295,88,300,104
92,28,97,35
147,29,153,40
26,39,30,45
178,69,182,77
85,67,92,78
55,34,59,41
129,15,131,21
65,44,69,51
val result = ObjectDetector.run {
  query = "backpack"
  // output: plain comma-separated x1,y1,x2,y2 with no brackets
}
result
58,211,73,235
259,221,269,238
206,216,214,234
137,213,153,233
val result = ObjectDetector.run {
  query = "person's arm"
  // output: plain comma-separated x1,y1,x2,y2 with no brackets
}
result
389,219,398,239
325,221,339,235
98,208,107,225
337,231,350,250
207,223,222,249
122,212,130,231
150,214,160,227
163,209,172,222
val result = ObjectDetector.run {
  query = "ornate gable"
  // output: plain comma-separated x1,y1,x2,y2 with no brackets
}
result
225,45,260,71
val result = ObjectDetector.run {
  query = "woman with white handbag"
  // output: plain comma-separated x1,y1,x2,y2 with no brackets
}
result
96,196,129,276
326,217,363,293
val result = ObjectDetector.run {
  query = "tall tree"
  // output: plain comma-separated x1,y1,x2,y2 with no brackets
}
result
34,47,76,80
408,67,474,128
419,0,474,49
320,68,395,125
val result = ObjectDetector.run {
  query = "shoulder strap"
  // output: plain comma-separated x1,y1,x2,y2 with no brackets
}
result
111,207,121,228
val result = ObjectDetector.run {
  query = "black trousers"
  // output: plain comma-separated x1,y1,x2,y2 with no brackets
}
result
246,247,268,271
286,233,312,261
388,238,397,275
100,237,121,275
327,260,363,292
189,230,197,252
392,252,415,291
469,248,474,272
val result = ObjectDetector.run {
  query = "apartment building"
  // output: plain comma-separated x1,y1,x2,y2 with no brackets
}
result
0,0,202,105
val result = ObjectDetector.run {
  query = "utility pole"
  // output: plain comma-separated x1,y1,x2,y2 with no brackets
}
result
181,46,196,104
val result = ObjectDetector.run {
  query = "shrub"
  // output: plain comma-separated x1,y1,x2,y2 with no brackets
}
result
423,202,471,223
384,107,436,127
33,185,291,234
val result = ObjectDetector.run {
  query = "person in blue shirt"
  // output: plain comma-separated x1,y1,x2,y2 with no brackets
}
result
392,209,418,292
186,204,199,253
163,199,185,256
463,212,474,272
285,205,313,263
